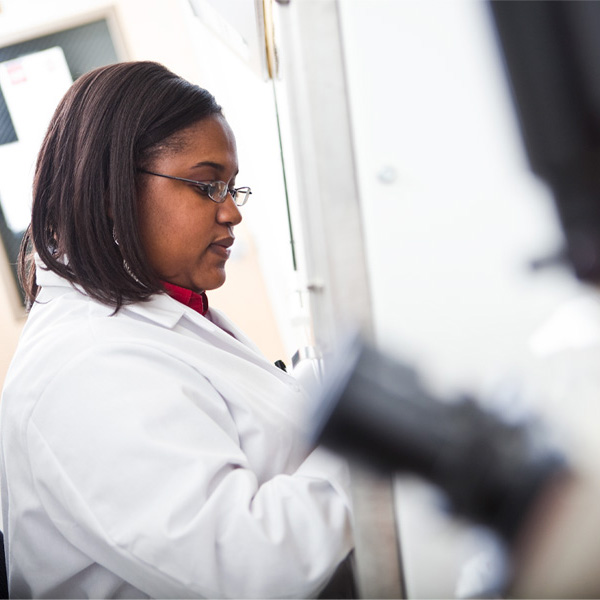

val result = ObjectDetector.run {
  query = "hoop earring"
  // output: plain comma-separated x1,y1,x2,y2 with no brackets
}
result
113,226,142,285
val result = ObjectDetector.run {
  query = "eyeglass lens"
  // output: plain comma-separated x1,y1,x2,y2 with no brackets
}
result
206,182,250,206
232,188,251,206
207,182,228,202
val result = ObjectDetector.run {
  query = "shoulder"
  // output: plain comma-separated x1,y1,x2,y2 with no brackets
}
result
4,288,203,413
4,300,239,450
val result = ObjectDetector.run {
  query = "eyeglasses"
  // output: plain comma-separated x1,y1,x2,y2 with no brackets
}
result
138,169,252,207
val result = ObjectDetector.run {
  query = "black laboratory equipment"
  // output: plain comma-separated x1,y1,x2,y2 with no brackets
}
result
312,338,566,545
490,0,600,283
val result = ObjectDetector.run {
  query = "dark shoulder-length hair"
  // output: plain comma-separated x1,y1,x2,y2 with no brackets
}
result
19,60,222,310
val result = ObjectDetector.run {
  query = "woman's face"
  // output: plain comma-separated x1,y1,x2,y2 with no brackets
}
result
137,115,242,292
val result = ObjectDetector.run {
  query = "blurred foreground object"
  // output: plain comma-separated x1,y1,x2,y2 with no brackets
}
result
490,0,600,283
311,338,600,597
312,338,566,549
489,3,600,591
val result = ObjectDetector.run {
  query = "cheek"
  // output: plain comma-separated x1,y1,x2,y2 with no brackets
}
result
139,198,213,261
138,195,183,263
139,204,169,252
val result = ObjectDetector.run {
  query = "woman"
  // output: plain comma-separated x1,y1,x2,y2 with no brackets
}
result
0,61,353,598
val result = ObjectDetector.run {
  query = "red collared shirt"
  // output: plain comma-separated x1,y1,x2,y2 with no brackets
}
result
162,281,209,316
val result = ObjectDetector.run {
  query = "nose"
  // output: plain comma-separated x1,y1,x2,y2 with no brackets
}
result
216,193,243,226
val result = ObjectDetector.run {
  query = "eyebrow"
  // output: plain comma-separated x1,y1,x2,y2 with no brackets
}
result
190,161,239,177
191,161,224,171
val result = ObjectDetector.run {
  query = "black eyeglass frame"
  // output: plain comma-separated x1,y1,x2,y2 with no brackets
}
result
138,169,252,206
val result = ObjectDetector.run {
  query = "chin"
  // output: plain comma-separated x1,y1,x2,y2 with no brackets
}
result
199,271,227,292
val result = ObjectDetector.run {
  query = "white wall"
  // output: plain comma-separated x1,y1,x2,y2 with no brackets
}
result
0,242,24,389
339,0,580,396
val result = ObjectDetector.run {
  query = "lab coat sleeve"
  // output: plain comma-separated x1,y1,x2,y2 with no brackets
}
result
26,342,353,599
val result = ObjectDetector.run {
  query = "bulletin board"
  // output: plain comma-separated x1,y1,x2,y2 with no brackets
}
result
0,15,122,304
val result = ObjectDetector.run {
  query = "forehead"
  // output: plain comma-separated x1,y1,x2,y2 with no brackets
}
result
156,115,238,170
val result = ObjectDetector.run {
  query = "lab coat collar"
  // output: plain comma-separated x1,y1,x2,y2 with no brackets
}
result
129,299,279,377
34,259,191,330
33,258,273,367
34,261,292,390
35,261,254,341
121,295,191,330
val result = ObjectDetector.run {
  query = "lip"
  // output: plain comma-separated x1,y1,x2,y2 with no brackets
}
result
212,236,235,248
209,236,234,258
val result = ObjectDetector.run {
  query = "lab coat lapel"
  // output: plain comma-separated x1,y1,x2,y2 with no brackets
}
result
128,295,287,380
189,306,289,379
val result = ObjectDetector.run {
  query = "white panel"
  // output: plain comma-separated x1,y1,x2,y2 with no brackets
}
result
338,0,580,395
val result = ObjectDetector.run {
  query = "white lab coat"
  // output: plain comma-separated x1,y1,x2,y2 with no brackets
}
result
0,265,353,599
